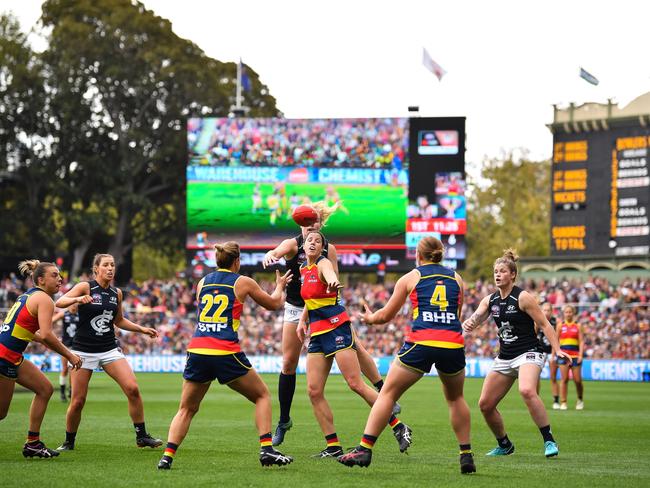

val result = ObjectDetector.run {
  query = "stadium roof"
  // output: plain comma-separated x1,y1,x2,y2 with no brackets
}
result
549,91,650,133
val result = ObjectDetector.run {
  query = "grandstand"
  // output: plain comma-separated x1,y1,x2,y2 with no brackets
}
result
2,275,646,361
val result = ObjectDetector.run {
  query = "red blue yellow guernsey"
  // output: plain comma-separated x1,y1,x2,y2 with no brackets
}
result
0,287,42,364
187,269,243,355
406,263,464,349
558,322,580,358
300,256,349,336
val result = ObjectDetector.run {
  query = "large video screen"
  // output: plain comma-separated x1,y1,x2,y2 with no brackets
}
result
187,118,409,248
407,117,467,269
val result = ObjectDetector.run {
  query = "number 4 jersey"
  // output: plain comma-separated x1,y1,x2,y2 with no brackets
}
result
188,269,243,355
406,263,464,349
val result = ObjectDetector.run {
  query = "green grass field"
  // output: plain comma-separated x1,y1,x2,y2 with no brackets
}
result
187,182,406,245
1,374,649,487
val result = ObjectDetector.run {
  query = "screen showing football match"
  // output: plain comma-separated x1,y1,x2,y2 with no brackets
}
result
186,118,409,248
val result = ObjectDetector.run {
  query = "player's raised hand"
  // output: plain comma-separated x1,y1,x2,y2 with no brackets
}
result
142,327,159,339
326,278,342,294
263,252,279,269
276,269,292,288
462,317,476,333
358,303,375,325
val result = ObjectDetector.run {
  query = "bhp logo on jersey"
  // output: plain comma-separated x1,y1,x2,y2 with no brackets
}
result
422,311,456,324
91,310,114,335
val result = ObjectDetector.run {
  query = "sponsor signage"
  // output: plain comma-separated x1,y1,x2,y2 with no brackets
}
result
26,354,650,381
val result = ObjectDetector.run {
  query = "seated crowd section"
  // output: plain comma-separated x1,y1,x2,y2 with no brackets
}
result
1,274,647,360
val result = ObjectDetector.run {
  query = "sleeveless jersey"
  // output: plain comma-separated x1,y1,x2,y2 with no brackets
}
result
187,269,243,355
73,280,120,353
0,287,42,364
537,315,556,354
285,234,329,307
558,322,580,358
406,263,464,349
62,311,79,346
300,256,349,336
489,286,540,360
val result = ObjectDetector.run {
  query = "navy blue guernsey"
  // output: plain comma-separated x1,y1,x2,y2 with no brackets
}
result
537,315,556,354
187,269,243,354
489,286,540,360
73,280,120,353
406,263,464,348
285,234,329,307
62,310,79,347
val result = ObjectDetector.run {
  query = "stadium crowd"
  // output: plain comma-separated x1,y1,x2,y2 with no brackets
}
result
188,117,408,169
1,273,647,360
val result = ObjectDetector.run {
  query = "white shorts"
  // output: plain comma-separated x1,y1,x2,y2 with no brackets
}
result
283,303,304,325
72,348,125,371
491,351,546,378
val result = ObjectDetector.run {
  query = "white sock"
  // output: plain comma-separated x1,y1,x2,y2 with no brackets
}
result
59,375,67,386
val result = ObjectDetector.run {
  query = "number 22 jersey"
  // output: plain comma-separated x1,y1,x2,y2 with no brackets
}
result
187,269,243,355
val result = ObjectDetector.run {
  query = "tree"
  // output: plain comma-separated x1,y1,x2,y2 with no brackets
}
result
465,152,550,280
0,13,58,258
32,0,278,277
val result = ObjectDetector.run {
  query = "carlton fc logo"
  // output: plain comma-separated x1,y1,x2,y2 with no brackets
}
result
91,310,114,335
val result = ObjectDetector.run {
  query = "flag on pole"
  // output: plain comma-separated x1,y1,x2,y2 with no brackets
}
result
240,59,251,92
579,67,599,86
422,47,446,81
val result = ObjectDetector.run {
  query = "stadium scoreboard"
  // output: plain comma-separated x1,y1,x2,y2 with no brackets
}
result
551,126,650,257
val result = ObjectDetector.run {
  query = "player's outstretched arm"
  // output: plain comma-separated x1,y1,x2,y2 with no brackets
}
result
263,238,298,268
317,258,341,293
327,243,339,275
55,282,92,308
359,270,417,325
114,289,158,338
519,291,571,362
462,295,491,332
32,293,83,369
238,270,292,310
455,272,465,319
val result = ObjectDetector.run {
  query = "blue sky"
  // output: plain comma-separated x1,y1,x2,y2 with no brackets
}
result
6,0,650,175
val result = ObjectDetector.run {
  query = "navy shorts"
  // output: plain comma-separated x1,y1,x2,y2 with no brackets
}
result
183,352,252,384
308,322,357,357
396,342,466,375
557,356,582,367
0,356,22,380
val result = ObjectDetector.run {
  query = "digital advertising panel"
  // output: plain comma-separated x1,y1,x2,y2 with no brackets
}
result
407,117,467,269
